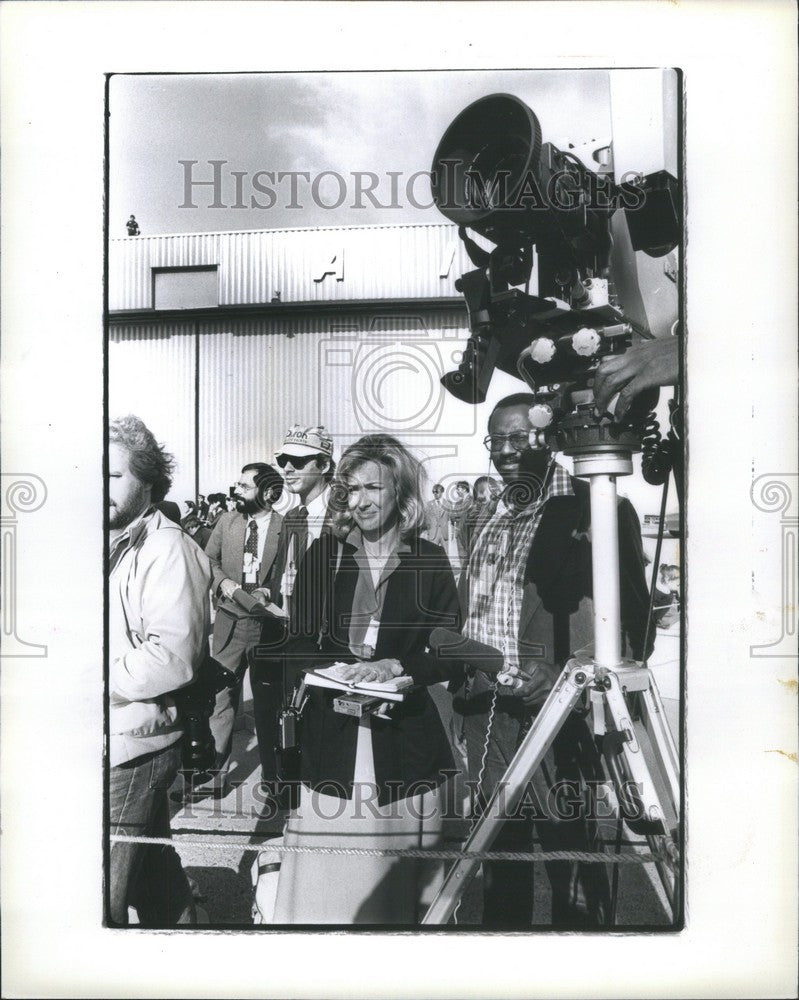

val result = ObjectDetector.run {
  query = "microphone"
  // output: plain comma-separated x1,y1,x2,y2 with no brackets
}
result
428,628,505,675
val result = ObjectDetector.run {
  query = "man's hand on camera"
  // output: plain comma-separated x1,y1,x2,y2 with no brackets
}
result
498,661,558,707
219,578,239,601
251,587,271,606
593,337,678,421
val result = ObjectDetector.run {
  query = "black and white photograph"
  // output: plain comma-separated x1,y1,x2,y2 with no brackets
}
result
106,67,684,930
1,2,796,998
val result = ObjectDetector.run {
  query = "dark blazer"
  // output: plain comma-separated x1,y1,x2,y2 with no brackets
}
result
268,495,337,609
458,476,652,717
283,534,462,805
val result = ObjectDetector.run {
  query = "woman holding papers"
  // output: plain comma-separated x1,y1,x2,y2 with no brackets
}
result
272,434,461,924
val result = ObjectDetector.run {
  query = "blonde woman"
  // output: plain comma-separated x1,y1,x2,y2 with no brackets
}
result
273,434,461,924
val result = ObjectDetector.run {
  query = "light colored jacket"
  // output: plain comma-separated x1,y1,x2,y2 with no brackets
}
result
109,507,212,766
422,499,449,548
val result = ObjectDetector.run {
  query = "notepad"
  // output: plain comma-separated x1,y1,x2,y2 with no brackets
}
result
304,663,414,701
232,589,289,619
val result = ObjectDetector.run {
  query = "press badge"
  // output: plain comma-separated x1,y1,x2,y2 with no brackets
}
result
363,617,381,651
243,551,259,586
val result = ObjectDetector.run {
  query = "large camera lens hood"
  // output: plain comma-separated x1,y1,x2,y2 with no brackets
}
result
430,93,542,234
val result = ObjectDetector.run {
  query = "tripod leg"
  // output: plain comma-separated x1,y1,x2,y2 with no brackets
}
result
421,663,590,925
639,677,680,815
602,672,672,833
602,673,679,918
639,676,681,917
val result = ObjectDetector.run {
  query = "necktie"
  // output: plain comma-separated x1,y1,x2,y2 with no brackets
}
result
294,504,309,554
242,519,259,592
284,506,308,600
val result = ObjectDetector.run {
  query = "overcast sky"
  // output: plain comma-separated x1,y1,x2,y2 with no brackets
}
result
109,70,612,236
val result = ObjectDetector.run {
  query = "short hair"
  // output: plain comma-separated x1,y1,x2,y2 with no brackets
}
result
207,492,227,505
242,462,284,504
333,434,426,542
433,483,444,494
488,392,536,425
455,480,470,492
472,475,491,499
109,415,174,504
317,454,336,484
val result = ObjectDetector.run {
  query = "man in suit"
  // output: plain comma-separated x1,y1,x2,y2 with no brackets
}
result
199,463,284,795
422,484,449,549
457,392,652,928
447,480,473,568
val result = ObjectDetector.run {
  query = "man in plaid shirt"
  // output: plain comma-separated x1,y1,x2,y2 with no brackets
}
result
457,393,652,928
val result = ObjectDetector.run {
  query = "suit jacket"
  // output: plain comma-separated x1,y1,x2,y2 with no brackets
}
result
459,477,652,717
282,534,462,805
204,509,283,648
422,499,449,548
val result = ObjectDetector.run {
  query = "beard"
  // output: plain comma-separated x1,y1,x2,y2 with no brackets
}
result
109,494,150,531
235,496,261,516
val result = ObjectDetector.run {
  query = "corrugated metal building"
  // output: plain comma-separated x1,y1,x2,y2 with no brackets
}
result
108,223,484,504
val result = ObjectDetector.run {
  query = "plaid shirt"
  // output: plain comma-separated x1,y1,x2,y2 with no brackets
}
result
463,463,574,670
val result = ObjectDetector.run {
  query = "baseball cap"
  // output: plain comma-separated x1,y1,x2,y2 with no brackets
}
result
277,424,334,460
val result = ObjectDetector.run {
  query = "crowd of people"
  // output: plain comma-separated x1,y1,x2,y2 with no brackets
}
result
108,395,655,928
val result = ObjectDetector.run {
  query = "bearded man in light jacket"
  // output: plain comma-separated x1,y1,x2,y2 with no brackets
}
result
108,415,211,926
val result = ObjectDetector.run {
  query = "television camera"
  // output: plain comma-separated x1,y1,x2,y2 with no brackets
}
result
422,78,683,926
431,87,680,483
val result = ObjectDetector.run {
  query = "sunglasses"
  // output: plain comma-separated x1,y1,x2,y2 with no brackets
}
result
276,453,319,470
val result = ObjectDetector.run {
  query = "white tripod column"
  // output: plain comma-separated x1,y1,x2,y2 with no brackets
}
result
588,473,622,667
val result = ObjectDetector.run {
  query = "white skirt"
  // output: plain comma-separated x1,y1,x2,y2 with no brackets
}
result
271,718,446,925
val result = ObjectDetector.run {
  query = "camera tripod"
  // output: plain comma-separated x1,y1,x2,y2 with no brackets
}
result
422,446,681,925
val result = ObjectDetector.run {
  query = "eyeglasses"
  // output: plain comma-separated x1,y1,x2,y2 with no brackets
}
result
483,432,531,452
276,453,318,470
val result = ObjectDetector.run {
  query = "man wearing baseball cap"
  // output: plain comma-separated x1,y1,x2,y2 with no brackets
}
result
269,424,337,616
251,426,339,801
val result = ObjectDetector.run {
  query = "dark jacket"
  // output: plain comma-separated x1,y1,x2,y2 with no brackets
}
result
283,533,461,805
267,494,337,610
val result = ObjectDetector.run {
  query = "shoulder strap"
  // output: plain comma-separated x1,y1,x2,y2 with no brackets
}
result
317,534,345,648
